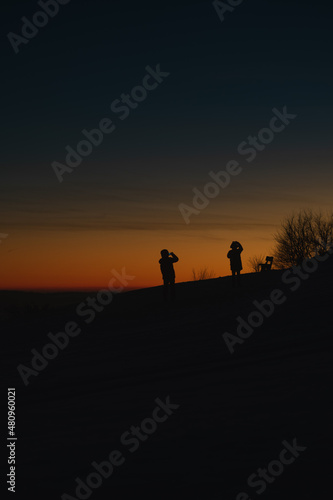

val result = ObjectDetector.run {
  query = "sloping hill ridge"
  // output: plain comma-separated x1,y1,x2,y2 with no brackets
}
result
3,257,333,499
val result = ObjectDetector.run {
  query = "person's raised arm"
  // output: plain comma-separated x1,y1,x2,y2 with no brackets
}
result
238,243,243,253
170,252,179,262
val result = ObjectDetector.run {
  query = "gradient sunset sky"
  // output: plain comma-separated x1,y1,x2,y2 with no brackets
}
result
1,0,332,290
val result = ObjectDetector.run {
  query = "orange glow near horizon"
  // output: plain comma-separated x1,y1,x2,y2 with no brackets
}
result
0,228,276,291
2,174,332,292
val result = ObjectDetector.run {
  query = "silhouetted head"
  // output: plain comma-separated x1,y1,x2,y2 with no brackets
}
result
230,241,238,249
161,249,169,258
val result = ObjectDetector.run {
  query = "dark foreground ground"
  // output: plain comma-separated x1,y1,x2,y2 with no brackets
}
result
2,258,333,500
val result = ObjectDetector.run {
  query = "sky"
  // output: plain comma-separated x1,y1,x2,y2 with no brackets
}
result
1,0,332,290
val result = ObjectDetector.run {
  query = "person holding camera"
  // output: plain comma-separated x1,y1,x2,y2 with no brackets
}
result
227,241,243,287
159,249,179,301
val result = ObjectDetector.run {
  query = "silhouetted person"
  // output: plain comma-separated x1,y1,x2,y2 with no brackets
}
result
227,241,243,287
159,249,179,301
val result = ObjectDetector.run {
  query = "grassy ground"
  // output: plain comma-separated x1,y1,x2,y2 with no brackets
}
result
2,259,332,499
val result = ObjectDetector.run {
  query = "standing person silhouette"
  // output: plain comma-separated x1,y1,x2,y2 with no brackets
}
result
227,241,243,287
159,249,179,301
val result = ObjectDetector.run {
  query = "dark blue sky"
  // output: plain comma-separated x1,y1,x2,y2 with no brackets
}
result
2,0,332,181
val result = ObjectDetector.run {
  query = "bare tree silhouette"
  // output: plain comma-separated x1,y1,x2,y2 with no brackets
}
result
192,268,216,281
273,209,333,268
248,254,266,273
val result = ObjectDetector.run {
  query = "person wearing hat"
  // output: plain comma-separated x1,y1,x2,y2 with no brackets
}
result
159,249,179,301
227,241,243,287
